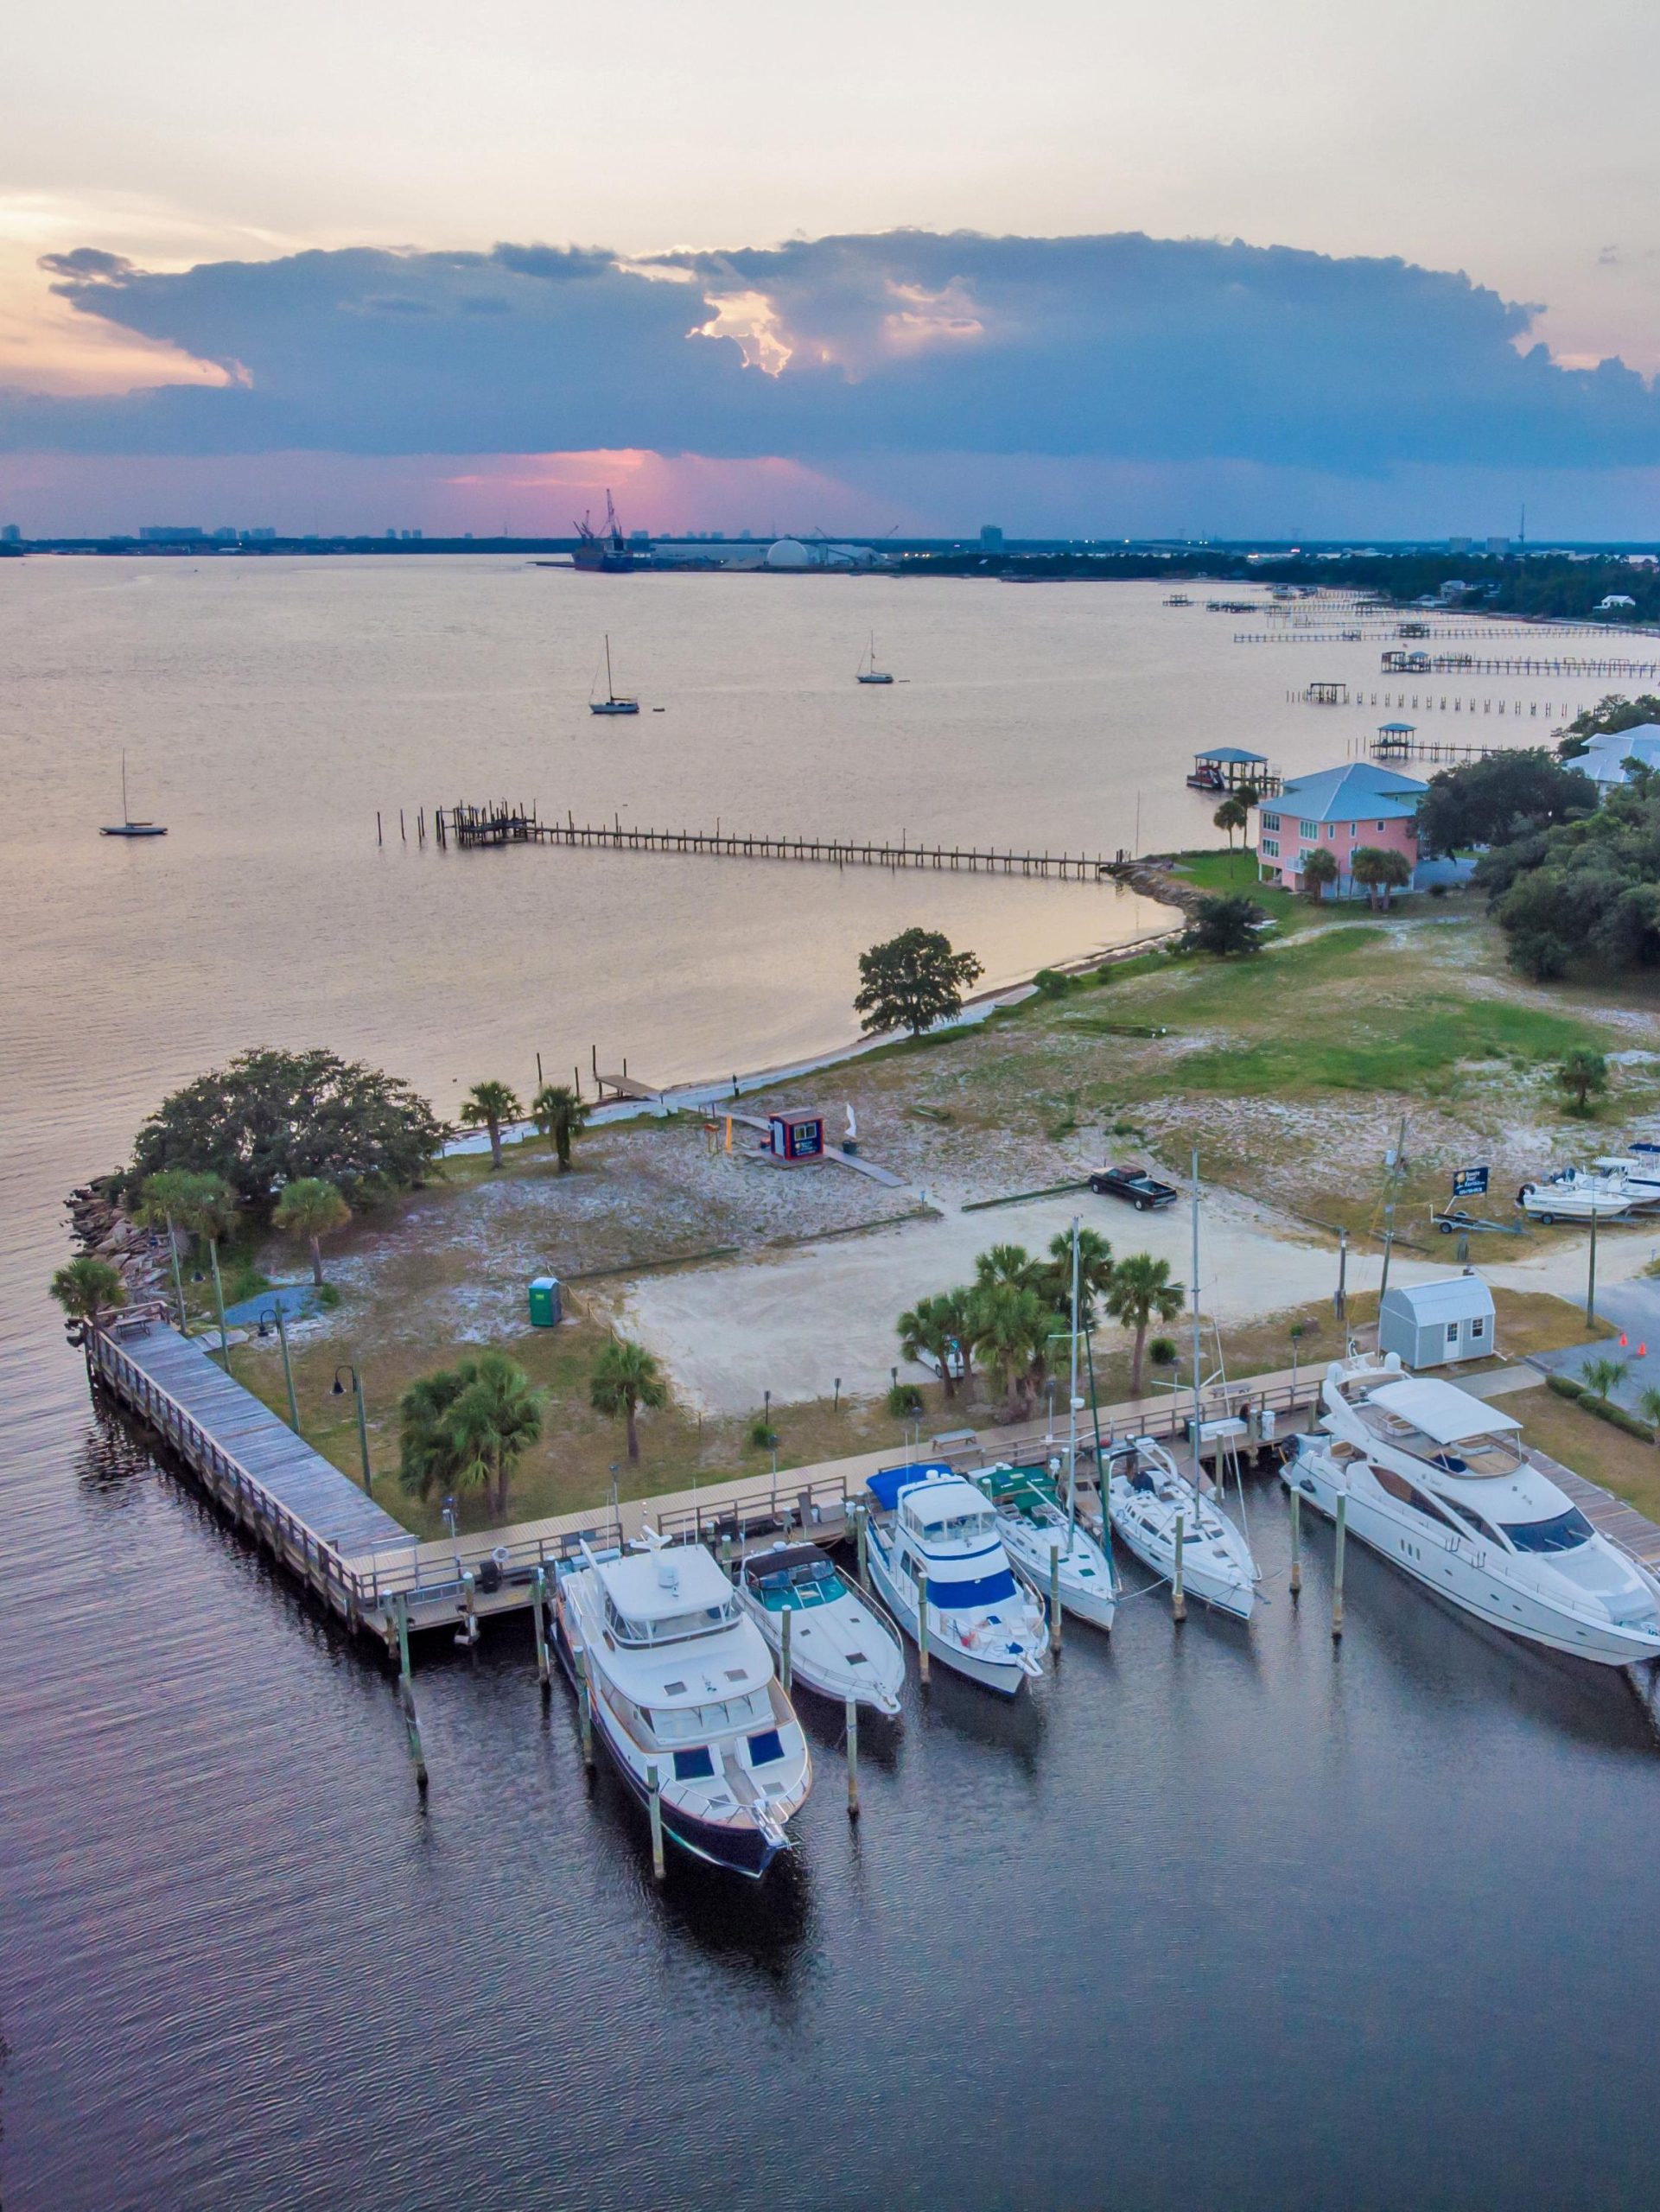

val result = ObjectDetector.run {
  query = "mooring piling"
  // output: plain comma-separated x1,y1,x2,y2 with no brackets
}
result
1049,1542,1063,1652
1172,1511,1186,1623
918,1567,931,1684
646,1762,666,1882
398,1676,429,1792
779,1604,793,1693
531,1567,550,1688
845,1698,861,1820
1289,1484,1302,1595
1332,1493,1348,1642
576,1646,595,1770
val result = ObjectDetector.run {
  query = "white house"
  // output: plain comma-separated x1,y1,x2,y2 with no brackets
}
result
1573,721,1660,791
1597,593,1638,613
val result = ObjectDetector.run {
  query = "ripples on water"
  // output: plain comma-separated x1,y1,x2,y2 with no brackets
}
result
4,563,1660,2209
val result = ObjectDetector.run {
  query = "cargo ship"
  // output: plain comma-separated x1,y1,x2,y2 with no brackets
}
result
572,489,637,574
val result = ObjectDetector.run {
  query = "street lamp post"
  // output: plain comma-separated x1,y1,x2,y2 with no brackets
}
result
258,1302,301,1433
332,1363,372,1492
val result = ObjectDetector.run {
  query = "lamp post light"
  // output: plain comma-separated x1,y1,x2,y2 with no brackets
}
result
332,1363,372,1492
258,1302,301,1433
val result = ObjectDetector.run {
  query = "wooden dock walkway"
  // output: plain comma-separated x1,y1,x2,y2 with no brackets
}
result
1381,652,1660,678
432,802,1121,882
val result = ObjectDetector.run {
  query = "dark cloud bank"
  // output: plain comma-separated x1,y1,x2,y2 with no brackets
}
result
8,228,1660,471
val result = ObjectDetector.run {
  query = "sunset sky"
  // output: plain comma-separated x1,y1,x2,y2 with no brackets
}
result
4,0,1660,537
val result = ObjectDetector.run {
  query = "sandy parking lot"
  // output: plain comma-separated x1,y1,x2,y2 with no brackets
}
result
608,1182,1660,1414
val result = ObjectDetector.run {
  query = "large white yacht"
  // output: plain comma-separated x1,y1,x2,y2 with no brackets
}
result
862,1465,1049,1694
1292,1352,1660,1665
1102,1434,1258,1621
554,1535,812,1876
732,1541,906,1716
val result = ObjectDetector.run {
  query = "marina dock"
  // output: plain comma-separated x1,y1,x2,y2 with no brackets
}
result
431,802,1121,880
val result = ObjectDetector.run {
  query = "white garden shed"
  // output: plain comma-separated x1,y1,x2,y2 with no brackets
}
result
1378,1274,1495,1370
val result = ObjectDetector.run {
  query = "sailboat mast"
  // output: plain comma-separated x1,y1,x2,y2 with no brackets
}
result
604,633,614,702
120,749,129,823
1189,1148,1205,1503
1067,1216,1081,1534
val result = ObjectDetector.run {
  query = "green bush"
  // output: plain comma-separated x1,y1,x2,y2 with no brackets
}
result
747,1419,779,1450
1033,968,1074,999
886,1382,925,1418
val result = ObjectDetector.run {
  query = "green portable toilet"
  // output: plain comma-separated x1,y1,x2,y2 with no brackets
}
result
528,1275,562,1328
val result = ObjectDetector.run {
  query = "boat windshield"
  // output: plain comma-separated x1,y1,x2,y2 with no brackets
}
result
1501,1506,1595,1554
604,1595,736,1644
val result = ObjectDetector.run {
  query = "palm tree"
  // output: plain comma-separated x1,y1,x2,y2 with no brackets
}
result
168,1170,239,1355
897,1293,961,1397
273,1177,351,1287
589,1337,668,1460
1351,844,1412,912
1638,1384,1660,1440
50,1254,127,1332
1581,1356,1629,1405
398,1353,543,1518
938,1286,978,1397
1301,846,1339,905
1105,1253,1186,1398
970,1280,1047,1421
1213,795,1249,869
532,1083,588,1173
445,1351,544,1518
1034,1227,1114,1328
974,1242,1034,1290
133,1166,201,1326
458,1079,522,1170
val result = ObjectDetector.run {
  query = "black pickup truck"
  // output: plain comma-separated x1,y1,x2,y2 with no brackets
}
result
1088,1165,1179,1211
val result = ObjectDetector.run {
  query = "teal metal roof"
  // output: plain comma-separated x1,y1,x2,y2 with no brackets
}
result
1276,761,1427,824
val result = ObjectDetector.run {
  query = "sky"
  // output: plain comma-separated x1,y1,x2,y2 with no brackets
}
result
3,0,1659,538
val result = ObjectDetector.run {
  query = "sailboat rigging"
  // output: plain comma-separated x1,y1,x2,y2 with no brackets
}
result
99,752,167,838
855,632,894,684
588,634,639,715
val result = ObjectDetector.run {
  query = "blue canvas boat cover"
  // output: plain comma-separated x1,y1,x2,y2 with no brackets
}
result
865,1462,958,1511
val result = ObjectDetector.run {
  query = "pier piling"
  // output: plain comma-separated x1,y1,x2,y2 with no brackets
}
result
576,1647,595,1770
1332,1494,1348,1642
1289,1484,1302,1595
646,1762,666,1881
1049,1543,1062,1653
1172,1512,1186,1623
845,1699,861,1821
398,1677,429,1792
779,1604,793,1693
531,1566,550,1688
918,1567,931,1685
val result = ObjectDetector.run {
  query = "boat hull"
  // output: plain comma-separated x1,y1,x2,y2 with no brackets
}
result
864,1543,1039,1694
735,1586,905,1716
1105,1502,1255,1621
553,1614,797,1877
1289,1459,1660,1668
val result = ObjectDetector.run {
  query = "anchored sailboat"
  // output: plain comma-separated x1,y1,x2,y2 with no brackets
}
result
99,753,167,838
588,634,639,715
855,633,894,685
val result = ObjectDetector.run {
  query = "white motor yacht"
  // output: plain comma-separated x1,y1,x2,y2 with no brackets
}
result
1294,1352,1660,1665
1102,1435,1258,1621
862,1464,1048,1694
733,1541,906,1716
980,1463,1117,1631
554,1534,812,1876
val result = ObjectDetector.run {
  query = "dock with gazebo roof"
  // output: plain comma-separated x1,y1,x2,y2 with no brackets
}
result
1186,745,1282,797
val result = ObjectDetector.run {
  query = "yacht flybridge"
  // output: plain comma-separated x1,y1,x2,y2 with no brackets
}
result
862,1465,1049,1694
554,1534,811,1876
733,1541,906,1715
1291,1352,1660,1665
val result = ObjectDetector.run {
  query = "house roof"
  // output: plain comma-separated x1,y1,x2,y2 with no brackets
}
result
1379,1274,1495,1321
1579,724,1660,784
1195,746,1269,764
1272,761,1427,825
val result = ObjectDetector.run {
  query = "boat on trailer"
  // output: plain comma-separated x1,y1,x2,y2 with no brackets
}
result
862,1464,1048,1694
1290,1352,1660,1665
733,1541,906,1716
554,1533,811,1876
1516,1167,1637,1224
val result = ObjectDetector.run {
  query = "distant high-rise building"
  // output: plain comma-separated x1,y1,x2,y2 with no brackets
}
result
980,524,1005,550
1,524,20,543
241,528,276,543
1447,536,1472,554
138,525,204,543
1485,535,1511,556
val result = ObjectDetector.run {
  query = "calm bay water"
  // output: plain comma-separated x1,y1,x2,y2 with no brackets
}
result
3,559,1656,2209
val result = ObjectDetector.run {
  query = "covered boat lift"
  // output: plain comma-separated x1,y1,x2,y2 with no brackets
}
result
1186,745,1282,796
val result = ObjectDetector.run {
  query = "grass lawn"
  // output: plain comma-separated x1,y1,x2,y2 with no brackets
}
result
1506,1384,1660,1523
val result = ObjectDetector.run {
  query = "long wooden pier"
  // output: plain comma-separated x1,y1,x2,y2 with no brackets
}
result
1382,652,1660,677
434,802,1122,881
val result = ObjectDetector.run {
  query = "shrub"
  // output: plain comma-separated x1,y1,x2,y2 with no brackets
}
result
748,1419,779,1449
886,1382,925,1418
1033,968,1074,999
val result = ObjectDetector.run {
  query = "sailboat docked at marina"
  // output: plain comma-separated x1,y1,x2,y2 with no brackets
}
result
554,1533,812,1876
99,752,167,838
588,634,639,715
1100,1158,1259,1620
980,1464,1117,1631
862,1464,1048,1694
732,1542,906,1715
1289,1352,1660,1665
855,633,894,684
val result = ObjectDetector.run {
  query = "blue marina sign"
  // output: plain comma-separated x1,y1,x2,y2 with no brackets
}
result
1452,1165,1490,1198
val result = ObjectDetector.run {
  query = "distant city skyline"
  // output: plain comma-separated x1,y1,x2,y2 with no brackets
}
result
3,2,1659,537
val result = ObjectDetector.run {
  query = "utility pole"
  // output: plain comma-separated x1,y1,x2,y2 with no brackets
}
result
1377,1116,1409,1313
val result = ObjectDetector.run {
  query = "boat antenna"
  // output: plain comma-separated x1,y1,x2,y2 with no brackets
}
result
1189,1147,1205,1509
1067,1215,1081,1537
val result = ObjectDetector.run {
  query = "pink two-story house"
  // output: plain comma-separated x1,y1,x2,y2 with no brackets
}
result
1256,761,1427,897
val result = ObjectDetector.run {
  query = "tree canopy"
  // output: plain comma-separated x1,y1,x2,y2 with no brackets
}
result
398,1351,543,1519
1177,893,1264,957
1415,748,1594,855
1480,774,1660,979
854,928,983,1037
129,1047,443,1213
